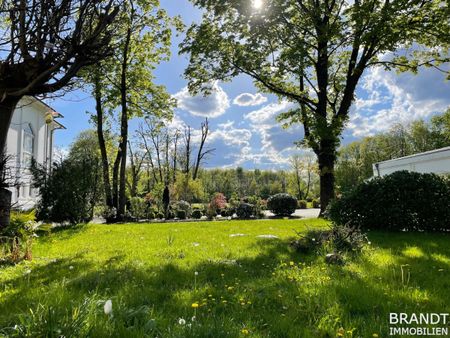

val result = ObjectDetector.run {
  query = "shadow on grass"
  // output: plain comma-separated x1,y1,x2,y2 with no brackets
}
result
0,232,449,337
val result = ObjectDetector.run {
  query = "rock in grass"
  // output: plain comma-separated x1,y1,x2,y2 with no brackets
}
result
256,235,279,239
325,253,344,265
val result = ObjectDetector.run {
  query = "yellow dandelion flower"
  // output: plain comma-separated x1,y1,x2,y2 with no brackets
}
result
290,261,295,266
372,334,379,338
191,303,199,308
241,328,249,335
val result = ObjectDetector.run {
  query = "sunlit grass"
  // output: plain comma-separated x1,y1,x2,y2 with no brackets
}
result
0,219,449,337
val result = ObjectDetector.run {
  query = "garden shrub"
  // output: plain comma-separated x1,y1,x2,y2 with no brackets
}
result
327,171,450,231
174,200,192,218
220,207,235,217
290,224,368,255
130,197,147,220
1,210,36,262
312,198,320,208
236,203,254,219
192,209,203,219
157,212,165,219
267,193,297,216
147,210,155,220
210,193,227,214
176,210,187,219
298,200,307,209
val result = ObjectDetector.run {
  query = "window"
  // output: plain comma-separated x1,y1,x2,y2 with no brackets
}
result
22,123,34,168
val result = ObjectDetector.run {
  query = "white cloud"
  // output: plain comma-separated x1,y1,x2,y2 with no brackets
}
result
233,93,268,106
244,100,294,124
209,121,252,148
173,82,230,118
348,67,450,137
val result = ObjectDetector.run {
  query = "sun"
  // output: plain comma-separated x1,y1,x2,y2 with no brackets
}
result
252,0,263,9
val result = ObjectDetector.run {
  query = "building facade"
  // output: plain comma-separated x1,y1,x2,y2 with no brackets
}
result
373,146,450,177
5,96,64,209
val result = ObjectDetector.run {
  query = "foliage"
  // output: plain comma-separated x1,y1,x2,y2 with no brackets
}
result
210,193,227,213
328,171,450,231
173,173,205,203
162,186,170,217
312,199,320,209
31,132,102,225
291,224,368,255
0,210,36,262
176,210,187,220
173,200,192,218
267,193,297,217
236,203,254,219
129,197,147,220
335,110,450,193
180,0,448,212
298,200,308,209
192,209,203,219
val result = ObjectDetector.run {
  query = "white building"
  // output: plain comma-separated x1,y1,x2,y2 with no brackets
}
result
373,146,450,177
5,96,64,209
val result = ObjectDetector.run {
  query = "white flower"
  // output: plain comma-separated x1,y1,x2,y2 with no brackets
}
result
24,269,31,275
178,318,186,325
193,242,200,247
104,300,113,315
368,241,372,245
69,266,74,270
312,238,316,242
191,315,196,322
194,271,199,276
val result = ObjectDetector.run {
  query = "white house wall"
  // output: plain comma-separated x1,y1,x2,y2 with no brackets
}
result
373,147,450,177
6,97,59,209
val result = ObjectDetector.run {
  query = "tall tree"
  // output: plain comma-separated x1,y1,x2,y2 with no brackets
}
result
192,118,214,180
180,0,449,214
0,0,119,226
85,0,177,219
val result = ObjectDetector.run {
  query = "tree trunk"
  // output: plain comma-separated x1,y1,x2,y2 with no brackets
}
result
0,97,20,228
94,75,113,209
317,143,336,216
117,27,132,219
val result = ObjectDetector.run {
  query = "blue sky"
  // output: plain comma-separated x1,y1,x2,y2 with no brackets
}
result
48,0,450,169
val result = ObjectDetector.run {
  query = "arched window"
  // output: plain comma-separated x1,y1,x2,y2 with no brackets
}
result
22,123,34,167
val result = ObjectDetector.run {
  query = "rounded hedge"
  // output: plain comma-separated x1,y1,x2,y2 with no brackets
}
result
236,203,254,219
267,193,297,216
176,210,187,219
192,209,203,219
327,171,450,231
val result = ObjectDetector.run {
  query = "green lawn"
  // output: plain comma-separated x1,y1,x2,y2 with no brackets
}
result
0,219,449,337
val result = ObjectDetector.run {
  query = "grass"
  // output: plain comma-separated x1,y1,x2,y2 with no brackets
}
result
0,219,449,337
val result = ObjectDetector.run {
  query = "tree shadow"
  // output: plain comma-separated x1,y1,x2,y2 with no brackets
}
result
0,232,449,337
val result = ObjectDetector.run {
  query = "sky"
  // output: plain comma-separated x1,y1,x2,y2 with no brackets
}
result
48,0,450,170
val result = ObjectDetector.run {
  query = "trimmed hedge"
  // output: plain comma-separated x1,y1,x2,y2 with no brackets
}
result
267,193,297,216
192,209,203,219
327,171,450,231
236,203,254,219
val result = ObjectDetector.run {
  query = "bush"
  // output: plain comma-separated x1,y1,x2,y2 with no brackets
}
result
192,209,203,219
147,210,155,220
1,210,36,262
220,207,235,217
298,200,307,209
130,197,147,220
327,171,450,231
210,193,227,213
174,200,192,218
290,224,368,255
176,210,187,219
267,193,297,216
236,203,254,219
157,212,165,219
312,198,320,208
